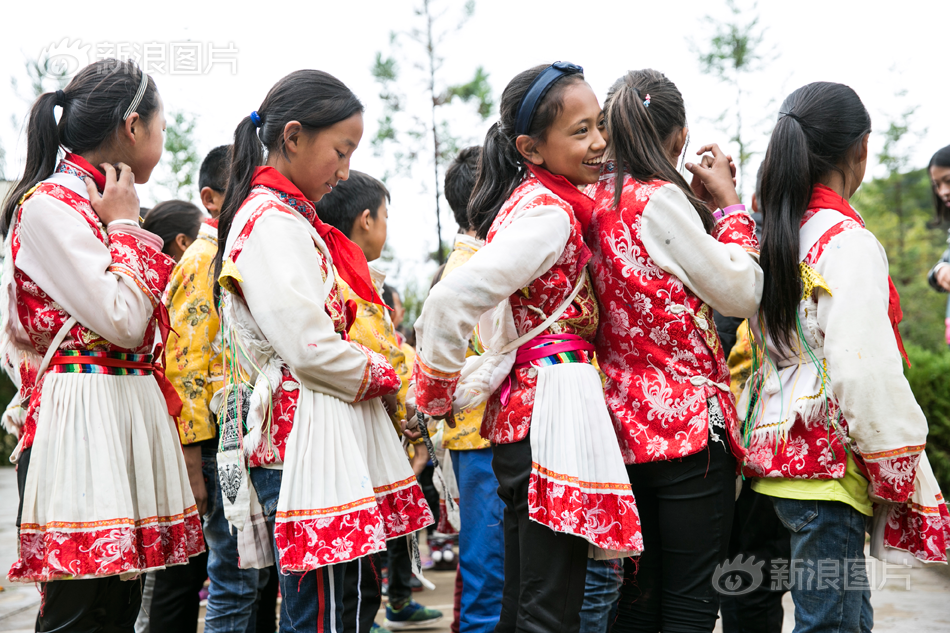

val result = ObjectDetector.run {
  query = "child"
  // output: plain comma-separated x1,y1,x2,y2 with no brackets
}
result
314,170,443,632
413,63,642,633
741,82,949,632
142,199,205,260
215,70,432,633
0,60,203,629
587,69,762,633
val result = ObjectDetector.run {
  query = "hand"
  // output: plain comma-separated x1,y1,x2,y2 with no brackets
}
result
433,410,457,429
85,162,141,226
689,153,718,206
381,393,398,417
400,418,423,441
685,145,741,211
937,265,950,292
182,445,208,516
410,443,429,477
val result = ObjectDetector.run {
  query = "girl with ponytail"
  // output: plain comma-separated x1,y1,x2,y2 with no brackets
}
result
413,63,642,633
0,59,203,629
740,82,948,631
587,68,762,632
214,70,432,632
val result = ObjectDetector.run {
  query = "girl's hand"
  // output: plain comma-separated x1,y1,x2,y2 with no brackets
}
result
685,145,741,210
85,163,141,225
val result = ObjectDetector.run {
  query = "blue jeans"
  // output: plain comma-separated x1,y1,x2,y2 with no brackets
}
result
579,558,623,633
201,451,269,633
771,498,873,633
251,467,346,633
451,448,505,633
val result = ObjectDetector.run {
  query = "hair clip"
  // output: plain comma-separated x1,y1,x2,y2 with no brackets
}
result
643,94,651,108
250,111,262,128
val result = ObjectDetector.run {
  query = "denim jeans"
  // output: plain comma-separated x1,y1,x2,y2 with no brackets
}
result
770,498,873,633
579,558,623,633
251,467,346,633
202,450,269,633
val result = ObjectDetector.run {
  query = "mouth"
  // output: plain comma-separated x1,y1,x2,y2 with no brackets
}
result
326,181,337,192
583,155,606,167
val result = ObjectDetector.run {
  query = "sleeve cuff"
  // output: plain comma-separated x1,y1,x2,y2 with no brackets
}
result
411,357,459,416
108,224,165,252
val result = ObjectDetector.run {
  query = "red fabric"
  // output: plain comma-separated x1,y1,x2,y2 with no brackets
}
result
63,153,107,192
526,164,594,234
250,167,383,306
808,184,910,366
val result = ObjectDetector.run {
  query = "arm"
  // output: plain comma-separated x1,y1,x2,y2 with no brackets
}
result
927,246,950,292
818,229,928,503
15,194,173,349
235,212,397,402
640,184,763,318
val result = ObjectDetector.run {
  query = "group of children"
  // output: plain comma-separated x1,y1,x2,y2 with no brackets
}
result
2,56,949,633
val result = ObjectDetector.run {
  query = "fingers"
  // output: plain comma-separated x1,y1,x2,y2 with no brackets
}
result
83,177,101,203
117,162,135,186
444,411,456,429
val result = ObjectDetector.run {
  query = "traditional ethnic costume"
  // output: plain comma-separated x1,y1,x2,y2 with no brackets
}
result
414,166,642,633
2,154,203,621
587,163,761,631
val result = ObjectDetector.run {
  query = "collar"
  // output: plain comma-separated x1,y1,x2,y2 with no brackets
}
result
807,184,864,227
453,233,484,251
59,153,107,193
526,164,594,233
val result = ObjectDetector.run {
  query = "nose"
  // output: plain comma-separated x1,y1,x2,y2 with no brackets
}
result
337,163,350,182
592,126,607,152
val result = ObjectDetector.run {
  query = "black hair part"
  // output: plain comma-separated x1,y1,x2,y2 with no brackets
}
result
2,59,159,235
929,144,950,223
143,200,205,256
468,65,585,239
759,81,870,353
199,145,231,192
604,69,713,232
313,170,389,238
444,146,481,231
214,70,364,301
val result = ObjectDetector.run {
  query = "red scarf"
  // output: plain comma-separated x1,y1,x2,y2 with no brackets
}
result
526,164,594,234
62,153,107,192
807,184,910,366
250,167,384,306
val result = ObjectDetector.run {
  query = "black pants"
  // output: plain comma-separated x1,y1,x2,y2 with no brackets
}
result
387,536,414,607
140,550,209,632
614,439,737,633
719,480,791,633
492,436,588,633
418,463,440,532
342,553,383,633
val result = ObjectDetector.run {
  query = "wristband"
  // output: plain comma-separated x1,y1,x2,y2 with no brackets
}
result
713,204,746,222
106,219,140,229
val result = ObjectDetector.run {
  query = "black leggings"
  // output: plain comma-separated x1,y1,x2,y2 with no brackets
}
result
342,553,383,633
613,438,737,633
492,436,589,633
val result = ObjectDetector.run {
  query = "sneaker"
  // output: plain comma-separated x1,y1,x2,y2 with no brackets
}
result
385,600,444,630
370,624,393,633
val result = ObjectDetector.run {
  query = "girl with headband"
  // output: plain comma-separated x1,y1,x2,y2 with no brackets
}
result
413,62,642,633
214,70,432,632
0,60,203,629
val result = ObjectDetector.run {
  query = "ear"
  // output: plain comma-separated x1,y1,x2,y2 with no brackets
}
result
357,208,372,231
751,193,759,214
283,121,303,155
859,132,870,163
515,135,544,166
200,187,219,214
175,233,192,253
123,113,139,144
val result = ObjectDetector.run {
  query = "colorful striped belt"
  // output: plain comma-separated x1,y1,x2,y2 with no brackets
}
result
500,333,595,405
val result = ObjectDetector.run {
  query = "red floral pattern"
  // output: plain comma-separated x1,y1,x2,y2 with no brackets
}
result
881,493,950,563
713,212,760,255
864,448,924,503
412,358,460,417
247,365,300,468
353,342,400,402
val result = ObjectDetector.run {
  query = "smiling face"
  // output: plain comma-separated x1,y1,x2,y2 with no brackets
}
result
520,82,607,187
287,112,364,202
932,165,950,208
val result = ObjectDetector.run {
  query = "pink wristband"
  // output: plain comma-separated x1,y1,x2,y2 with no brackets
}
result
714,204,746,221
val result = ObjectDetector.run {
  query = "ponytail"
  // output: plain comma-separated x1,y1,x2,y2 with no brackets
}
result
758,82,870,352
604,69,713,232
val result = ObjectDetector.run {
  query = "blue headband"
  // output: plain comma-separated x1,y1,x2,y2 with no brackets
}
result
514,61,584,136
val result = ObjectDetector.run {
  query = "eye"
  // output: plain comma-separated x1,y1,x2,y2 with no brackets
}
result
337,151,345,159
576,126,588,135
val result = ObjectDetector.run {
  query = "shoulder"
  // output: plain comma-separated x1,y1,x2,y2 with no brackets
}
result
592,168,670,213
804,211,873,265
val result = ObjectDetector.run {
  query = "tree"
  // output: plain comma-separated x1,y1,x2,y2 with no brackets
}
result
692,0,774,199
371,0,493,264
159,111,200,201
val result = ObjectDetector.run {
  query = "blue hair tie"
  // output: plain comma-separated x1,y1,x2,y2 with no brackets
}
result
250,111,262,128
514,61,584,137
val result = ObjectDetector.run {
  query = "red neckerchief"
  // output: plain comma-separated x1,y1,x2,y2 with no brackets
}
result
60,153,107,192
808,183,910,367
250,166,384,306
526,164,594,234
204,217,219,229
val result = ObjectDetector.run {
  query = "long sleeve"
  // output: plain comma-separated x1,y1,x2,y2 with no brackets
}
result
817,228,928,502
640,184,762,319
927,245,950,292
15,193,172,350
234,211,396,403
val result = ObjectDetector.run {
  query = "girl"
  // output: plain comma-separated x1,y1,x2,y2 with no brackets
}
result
742,82,948,632
214,70,432,633
142,199,205,261
925,145,950,294
413,62,642,633
0,60,203,630
587,69,762,632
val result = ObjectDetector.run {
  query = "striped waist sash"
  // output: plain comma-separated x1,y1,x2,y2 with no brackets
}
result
48,350,154,375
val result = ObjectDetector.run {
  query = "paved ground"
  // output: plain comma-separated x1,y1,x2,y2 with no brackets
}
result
1,466,948,632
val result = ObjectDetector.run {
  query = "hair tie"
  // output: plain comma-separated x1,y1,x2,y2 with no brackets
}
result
54,89,67,107
250,111,262,128
643,94,651,108
779,111,802,124
122,68,150,121
515,61,584,137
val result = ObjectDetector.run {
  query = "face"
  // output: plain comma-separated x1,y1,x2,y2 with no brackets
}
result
288,113,364,202
520,82,607,186
931,165,950,208
129,94,166,184
363,199,389,262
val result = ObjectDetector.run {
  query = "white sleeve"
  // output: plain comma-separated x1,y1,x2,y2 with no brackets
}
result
640,184,763,318
235,211,371,402
414,204,572,373
816,229,928,454
15,194,157,349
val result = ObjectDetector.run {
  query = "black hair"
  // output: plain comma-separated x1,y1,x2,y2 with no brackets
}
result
759,82,871,352
444,146,481,231
929,145,950,223
604,69,713,232
313,170,389,238
469,65,585,239
382,283,396,308
215,70,364,300
143,200,205,256
2,59,160,235
199,145,231,192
